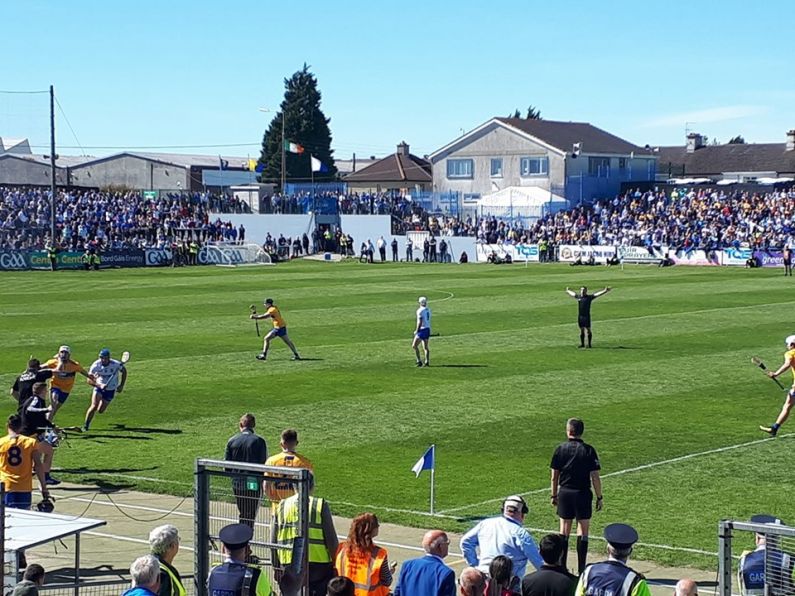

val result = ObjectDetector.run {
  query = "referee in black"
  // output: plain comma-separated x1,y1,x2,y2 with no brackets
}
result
550,418,602,574
565,286,611,348
225,413,268,528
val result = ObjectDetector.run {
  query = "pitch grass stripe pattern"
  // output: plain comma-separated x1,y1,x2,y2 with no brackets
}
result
2,262,794,569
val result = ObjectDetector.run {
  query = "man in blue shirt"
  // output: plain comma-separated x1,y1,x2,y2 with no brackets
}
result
460,495,544,581
395,530,455,596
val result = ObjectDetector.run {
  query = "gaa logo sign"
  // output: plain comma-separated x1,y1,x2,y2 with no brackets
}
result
0,251,28,270
145,249,172,266
198,246,245,265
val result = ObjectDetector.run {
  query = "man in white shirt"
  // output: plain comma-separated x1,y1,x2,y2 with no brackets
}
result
412,296,431,367
460,495,543,583
83,348,127,431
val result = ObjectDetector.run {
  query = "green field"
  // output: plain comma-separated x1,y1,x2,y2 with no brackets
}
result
1,261,793,567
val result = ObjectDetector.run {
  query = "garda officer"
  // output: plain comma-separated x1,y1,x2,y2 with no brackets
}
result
575,523,651,596
82,250,92,271
91,251,101,271
189,240,199,266
738,515,791,596
273,474,338,596
207,524,273,596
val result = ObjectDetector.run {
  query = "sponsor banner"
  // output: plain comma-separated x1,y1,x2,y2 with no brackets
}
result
668,249,719,266
28,250,84,270
617,245,659,263
198,245,247,265
721,247,754,266
0,250,29,270
753,250,784,268
101,249,146,268
145,248,173,267
558,245,616,264
475,243,539,263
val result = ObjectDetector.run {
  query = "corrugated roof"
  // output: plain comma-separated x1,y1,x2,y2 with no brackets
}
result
656,143,795,176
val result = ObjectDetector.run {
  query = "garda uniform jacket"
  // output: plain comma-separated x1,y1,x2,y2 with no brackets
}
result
207,559,272,596
575,560,651,596
738,546,792,595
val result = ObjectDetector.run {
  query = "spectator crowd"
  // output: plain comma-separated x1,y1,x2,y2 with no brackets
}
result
3,185,794,257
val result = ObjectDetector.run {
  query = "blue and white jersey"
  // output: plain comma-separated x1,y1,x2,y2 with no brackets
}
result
416,306,431,330
89,358,125,390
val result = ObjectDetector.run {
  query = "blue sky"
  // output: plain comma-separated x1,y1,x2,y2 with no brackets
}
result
3,0,794,159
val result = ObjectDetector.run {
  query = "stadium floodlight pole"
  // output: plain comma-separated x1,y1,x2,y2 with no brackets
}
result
49,84,57,244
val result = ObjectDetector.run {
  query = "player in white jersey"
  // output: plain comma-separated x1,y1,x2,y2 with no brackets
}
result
83,348,128,431
412,296,431,367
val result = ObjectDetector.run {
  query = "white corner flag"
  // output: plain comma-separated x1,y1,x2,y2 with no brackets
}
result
411,444,436,514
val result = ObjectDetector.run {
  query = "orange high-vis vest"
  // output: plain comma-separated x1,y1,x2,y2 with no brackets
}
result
335,544,389,596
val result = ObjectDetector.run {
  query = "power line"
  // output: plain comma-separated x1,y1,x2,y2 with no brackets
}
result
54,96,86,156
0,89,49,94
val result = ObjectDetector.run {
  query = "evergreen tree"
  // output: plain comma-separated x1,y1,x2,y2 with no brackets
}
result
728,135,746,144
258,64,337,186
525,105,542,119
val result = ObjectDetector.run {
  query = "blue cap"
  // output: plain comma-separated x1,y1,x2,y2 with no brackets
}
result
219,523,253,549
604,523,639,548
751,514,783,525
99,348,111,358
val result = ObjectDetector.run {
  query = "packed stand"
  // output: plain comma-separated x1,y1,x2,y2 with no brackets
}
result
0,188,245,251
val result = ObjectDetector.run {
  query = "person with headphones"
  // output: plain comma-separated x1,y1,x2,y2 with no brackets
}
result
460,495,544,587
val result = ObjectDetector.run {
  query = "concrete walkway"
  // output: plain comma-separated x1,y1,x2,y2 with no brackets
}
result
25,483,717,595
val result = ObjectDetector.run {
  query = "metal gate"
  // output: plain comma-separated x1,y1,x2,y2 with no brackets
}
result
194,459,311,596
719,519,795,596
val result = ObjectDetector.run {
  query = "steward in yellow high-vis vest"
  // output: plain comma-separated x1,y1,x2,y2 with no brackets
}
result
273,475,338,596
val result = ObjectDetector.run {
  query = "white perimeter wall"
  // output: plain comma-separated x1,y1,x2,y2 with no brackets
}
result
212,213,478,261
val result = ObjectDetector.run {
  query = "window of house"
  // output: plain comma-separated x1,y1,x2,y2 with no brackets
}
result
520,156,548,177
618,157,627,170
589,157,611,177
447,159,473,179
490,158,503,178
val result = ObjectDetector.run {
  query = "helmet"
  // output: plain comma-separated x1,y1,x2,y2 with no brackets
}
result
786,335,795,347
418,296,427,306
99,348,111,358
36,498,55,513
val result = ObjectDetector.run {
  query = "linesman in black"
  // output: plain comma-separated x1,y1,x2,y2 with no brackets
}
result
10,359,53,408
550,418,603,574
565,286,611,348
224,413,268,528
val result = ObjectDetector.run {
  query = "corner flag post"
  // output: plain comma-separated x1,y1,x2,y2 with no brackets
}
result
411,444,436,514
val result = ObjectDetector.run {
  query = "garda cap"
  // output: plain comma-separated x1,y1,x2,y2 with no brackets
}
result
751,514,783,525
604,523,639,549
219,523,253,550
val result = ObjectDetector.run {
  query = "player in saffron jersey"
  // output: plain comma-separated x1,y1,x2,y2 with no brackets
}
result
43,345,93,421
413,296,431,367
0,414,49,510
760,335,795,436
250,298,301,361
83,348,128,431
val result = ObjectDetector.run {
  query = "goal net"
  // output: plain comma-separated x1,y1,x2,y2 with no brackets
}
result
200,242,273,267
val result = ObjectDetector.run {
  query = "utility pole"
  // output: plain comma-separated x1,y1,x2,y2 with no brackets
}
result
281,113,286,192
49,84,57,243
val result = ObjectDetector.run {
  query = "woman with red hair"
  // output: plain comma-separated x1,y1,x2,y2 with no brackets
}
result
335,513,395,596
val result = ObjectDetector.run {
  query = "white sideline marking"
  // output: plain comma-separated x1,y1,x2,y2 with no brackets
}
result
64,496,718,557
440,433,792,514
434,290,455,303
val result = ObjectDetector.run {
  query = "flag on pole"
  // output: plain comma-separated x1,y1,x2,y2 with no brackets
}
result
248,159,258,172
283,140,304,154
411,445,435,478
311,155,329,173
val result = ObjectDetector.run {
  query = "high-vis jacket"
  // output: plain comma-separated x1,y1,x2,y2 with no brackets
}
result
335,545,389,596
276,495,332,564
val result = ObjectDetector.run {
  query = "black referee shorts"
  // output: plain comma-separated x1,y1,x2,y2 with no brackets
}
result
578,316,591,329
557,487,593,520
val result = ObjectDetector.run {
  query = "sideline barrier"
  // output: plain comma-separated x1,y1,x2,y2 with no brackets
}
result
0,245,786,270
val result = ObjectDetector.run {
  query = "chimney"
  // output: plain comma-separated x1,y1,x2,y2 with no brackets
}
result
787,130,795,152
397,141,409,156
686,133,704,153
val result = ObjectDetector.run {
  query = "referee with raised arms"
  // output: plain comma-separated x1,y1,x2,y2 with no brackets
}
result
550,418,602,574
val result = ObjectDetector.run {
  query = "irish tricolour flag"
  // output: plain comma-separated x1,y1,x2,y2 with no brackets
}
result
284,140,304,154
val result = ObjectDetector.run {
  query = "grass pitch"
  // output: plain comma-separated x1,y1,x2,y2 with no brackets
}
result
1,261,793,567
